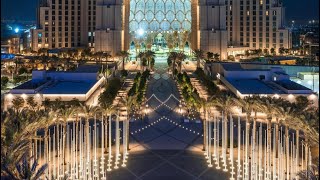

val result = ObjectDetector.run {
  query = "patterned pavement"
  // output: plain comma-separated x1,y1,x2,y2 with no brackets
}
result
106,62,230,180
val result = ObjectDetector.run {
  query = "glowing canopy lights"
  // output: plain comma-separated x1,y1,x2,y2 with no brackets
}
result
137,28,145,36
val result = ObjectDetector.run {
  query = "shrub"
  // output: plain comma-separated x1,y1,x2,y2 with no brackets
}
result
1,76,9,89
98,78,121,108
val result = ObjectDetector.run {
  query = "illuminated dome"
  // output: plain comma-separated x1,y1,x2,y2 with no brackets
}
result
129,0,192,34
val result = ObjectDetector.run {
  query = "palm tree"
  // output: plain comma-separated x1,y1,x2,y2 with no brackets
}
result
276,105,296,178
206,52,214,62
193,49,204,69
211,95,236,154
138,52,145,71
1,152,48,180
103,52,112,65
168,52,179,77
57,107,76,165
14,58,24,74
39,55,50,70
198,97,212,151
297,158,319,180
234,97,255,162
26,96,38,112
256,97,277,175
79,104,98,165
144,50,155,70
176,52,187,73
117,51,130,70
213,53,220,62
11,96,25,113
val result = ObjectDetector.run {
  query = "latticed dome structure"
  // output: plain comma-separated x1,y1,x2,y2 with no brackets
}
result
129,0,192,34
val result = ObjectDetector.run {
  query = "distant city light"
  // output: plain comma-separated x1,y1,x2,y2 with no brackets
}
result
14,28,19,33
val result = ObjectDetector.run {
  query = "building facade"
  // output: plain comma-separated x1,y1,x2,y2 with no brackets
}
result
32,0,291,58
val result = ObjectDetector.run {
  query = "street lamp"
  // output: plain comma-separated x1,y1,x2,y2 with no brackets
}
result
145,104,149,115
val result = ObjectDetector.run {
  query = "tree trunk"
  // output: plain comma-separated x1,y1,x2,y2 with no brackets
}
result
285,126,290,179
197,58,200,68
122,58,125,70
210,62,214,77
203,107,207,151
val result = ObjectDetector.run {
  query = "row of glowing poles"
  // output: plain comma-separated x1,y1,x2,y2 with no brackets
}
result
130,117,163,135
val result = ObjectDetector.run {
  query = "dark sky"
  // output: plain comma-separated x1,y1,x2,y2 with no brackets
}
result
1,0,319,24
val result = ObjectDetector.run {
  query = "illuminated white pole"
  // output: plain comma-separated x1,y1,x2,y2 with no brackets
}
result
264,130,267,180
114,113,120,169
213,115,217,160
48,129,51,179
230,115,235,179
242,130,245,179
107,114,112,171
237,116,241,178
222,112,227,171
100,115,105,178
208,120,212,167
122,120,127,167
53,126,56,179
258,124,262,180
216,117,220,169
93,115,98,178
272,125,276,180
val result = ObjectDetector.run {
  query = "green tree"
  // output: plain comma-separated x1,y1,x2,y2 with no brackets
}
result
12,97,25,112
193,49,204,69
117,51,130,70
1,76,9,89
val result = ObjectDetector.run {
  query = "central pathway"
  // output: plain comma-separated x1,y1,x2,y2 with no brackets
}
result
106,61,230,180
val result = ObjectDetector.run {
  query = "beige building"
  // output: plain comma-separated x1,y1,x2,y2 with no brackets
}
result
32,0,291,59
31,0,96,51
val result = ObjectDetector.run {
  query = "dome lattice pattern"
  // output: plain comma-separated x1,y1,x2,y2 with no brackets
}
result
129,0,191,33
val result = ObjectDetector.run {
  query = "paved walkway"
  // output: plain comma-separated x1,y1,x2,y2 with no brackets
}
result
106,62,230,180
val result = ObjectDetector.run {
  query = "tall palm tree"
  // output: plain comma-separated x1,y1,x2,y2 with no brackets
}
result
144,50,155,70
234,97,255,161
193,49,204,69
79,104,98,166
206,52,214,62
138,52,145,71
297,159,319,180
117,51,130,70
176,52,187,73
11,97,25,113
13,58,24,74
57,107,76,165
276,105,296,178
256,97,277,176
213,53,220,62
1,152,48,180
211,95,236,154
168,52,179,77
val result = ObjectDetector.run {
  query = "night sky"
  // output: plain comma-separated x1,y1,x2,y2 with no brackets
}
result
1,0,319,24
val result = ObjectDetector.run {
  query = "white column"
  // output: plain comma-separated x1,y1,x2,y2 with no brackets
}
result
114,113,120,169
237,116,241,178
208,120,212,167
107,114,112,171
230,115,235,179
